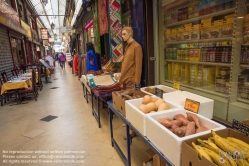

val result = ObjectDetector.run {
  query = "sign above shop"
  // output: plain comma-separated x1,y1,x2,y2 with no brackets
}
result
49,38,54,42
84,20,93,30
41,28,48,40
21,21,32,41
60,26,72,33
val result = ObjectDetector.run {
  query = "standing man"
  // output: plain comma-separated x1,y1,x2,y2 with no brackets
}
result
119,26,143,89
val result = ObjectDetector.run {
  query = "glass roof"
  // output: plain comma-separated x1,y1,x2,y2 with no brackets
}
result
29,0,67,38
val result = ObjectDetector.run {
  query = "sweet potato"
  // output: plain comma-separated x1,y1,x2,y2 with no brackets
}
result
171,124,179,130
174,127,185,137
158,118,172,128
186,112,201,128
185,121,196,136
173,114,190,126
196,125,209,133
122,94,133,100
173,114,185,120
171,119,183,126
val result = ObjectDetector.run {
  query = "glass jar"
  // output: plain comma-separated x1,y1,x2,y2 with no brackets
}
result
220,67,230,76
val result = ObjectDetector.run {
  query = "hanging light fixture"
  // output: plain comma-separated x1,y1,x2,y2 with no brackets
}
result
54,33,57,38
42,0,48,6
51,22,55,29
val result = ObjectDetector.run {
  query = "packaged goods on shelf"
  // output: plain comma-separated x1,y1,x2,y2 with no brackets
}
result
181,129,249,166
202,67,216,90
190,64,198,87
146,109,225,166
125,97,180,136
163,91,214,119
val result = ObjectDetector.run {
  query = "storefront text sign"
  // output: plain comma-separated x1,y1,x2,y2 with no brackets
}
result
41,28,48,40
21,20,32,41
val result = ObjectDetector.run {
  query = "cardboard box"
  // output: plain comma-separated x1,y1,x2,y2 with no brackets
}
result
242,119,249,126
143,159,153,166
112,89,148,116
143,149,156,166
153,154,168,166
181,129,249,166
140,85,178,96
146,109,226,166
125,98,180,136
163,91,214,119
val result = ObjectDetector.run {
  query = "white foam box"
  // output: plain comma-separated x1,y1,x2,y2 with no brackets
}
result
146,109,226,166
125,97,181,136
141,85,178,95
163,91,214,119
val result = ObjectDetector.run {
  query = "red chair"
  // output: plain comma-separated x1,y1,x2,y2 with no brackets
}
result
19,69,39,101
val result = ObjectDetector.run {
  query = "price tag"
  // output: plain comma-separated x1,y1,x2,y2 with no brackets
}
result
173,81,180,90
184,98,200,113
232,119,249,136
155,88,163,98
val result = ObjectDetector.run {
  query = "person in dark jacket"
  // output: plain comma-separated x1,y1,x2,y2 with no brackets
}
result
86,42,98,73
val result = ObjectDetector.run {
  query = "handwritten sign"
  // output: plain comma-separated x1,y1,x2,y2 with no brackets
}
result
155,88,163,98
184,98,200,113
173,81,180,90
232,119,249,136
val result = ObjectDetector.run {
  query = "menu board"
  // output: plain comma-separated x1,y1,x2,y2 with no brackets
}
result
39,59,50,68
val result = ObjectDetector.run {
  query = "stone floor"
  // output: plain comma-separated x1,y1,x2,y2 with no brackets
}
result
0,64,151,166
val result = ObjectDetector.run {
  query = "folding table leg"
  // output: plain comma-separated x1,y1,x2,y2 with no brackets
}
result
126,125,131,166
108,107,114,147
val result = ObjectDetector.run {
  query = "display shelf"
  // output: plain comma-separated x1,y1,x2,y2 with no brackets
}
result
240,64,249,69
165,8,235,28
165,37,233,45
165,80,229,98
165,60,232,67
161,0,189,10
237,98,249,104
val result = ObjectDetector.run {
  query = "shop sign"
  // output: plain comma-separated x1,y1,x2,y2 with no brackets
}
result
184,98,200,113
41,28,48,40
49,38,54,42
43,39,48,46
0,15,6,24
6,19,26,35
60,26,72,33
84,20,93,30
21,20,32,41
0,0,20,24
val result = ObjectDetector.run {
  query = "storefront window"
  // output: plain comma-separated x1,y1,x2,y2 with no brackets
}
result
10,38,24,67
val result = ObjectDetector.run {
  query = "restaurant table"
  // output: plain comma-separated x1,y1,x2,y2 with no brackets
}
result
1,78,32,105
91,88,112,128
107,101,174,166
80,75,91,103
1,78,32,95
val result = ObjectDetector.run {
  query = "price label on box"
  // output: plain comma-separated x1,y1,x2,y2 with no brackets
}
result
173,81,180,90
184,98,200,113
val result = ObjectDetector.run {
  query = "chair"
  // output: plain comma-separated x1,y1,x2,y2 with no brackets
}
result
19,69,39,101
1,71,8,83
36,66,43,91
0,78,17,106
11,68,18,77
0,78,7,106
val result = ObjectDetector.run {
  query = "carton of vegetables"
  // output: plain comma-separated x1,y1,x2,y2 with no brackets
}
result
146,109,226,166
112,89,148,116
163,91,214,119
140,85,177,96
125,95,180,136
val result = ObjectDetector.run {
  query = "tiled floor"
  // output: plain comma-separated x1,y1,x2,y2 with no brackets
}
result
0,64,151,166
